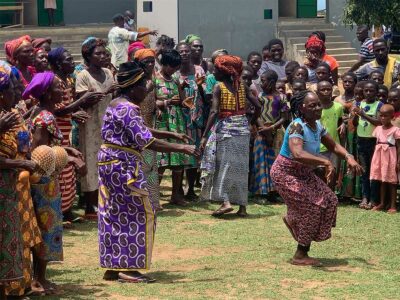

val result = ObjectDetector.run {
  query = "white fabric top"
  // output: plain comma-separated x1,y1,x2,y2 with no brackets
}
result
107,26,138,68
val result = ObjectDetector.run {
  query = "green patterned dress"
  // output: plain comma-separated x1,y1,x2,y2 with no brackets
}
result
153,71,190,167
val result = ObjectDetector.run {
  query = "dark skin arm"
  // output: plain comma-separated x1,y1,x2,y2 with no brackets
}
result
55,92,104,116
352,106,382,126
31,127,50,150
349,57,368,72
0,156,37,172
245,85,261,120
149,128,192,143
147,138,199,157
136,30,158,39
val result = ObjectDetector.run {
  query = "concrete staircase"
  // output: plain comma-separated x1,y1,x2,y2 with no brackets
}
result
278,19,358,75
0,24,111,64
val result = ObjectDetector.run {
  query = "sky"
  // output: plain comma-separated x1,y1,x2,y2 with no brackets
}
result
318,0,326,10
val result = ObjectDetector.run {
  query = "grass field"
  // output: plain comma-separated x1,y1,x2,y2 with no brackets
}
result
45,181,400,300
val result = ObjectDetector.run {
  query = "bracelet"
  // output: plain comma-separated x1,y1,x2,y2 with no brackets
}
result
344,153,353,160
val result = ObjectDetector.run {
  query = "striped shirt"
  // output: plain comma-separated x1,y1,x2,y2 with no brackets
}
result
359,38,375,62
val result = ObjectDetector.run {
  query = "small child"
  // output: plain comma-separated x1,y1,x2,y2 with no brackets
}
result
368,70,384,85
310,62,340,98
247,51,263,95
276,79,286,94
377,84,389,103
388,88,400,128
370,104,400,213
317,80,344,190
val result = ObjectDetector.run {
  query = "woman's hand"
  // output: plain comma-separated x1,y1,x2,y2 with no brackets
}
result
347,155,364,176
65,147,83,159
195,74,206,86
200,137,208,152
81,91,105,107
170,96,182,106
182,145,200,158
173,133,193,144
324,160,335,186
68,156,87,176
105,84,120,95
21,160,38,173
0,111,19,133
182,96,195,109
351,106,362,116
337,123,346,139
72,110,90,124
258,126,274,135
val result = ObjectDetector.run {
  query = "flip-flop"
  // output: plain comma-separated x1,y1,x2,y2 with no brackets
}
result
212,207,234,216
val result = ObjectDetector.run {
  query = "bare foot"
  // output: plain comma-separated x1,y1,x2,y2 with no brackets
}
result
291,256,322,266
372,204,384,211
29,279,45,296
388,208,397,214
39,279,59,295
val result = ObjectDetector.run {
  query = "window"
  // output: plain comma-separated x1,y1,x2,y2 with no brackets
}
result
143,1,153,12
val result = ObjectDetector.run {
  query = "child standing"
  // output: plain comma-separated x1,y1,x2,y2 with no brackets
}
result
310,62,340,98
370,104,400,213
317,81,344,190
352,80,383,209
251,70,289,198
377,84,389,103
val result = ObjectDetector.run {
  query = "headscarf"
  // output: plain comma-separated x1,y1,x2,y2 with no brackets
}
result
31,38,52,50
0,70,10,92
214,55,243,91
305,35,325,53
117,61,145,89
185,34,202,44
22,71,55,100
47,47,67,67
0,60,20,80
128,41,146,58
134,49,156,61
82,36,96,46
4,35,32,64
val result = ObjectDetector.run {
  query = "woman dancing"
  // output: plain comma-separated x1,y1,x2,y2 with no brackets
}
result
98,61,199,283
271,91,363,266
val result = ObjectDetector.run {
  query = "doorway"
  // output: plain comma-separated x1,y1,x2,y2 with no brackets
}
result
37,0,64,26
279,0,324,18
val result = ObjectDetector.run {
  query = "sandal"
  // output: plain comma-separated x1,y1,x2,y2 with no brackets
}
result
388,208,397,214
118,272,155,284
212,207,234,216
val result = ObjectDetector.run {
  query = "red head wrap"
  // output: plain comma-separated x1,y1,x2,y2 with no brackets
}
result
4,35,32,64
214,55,243,91
305,36,326,53
128,41,146,59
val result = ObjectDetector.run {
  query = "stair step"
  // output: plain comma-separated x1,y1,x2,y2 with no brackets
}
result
298,48,357,55
281,28,336,38
336,60,358,68
278,24,333,32
330,53,359,60
287,36,347,44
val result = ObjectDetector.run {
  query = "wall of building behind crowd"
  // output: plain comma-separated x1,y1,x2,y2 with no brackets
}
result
178,0,278,58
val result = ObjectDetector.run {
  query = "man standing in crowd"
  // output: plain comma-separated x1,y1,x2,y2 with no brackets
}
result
108,14,158,68
124,10,136,31
349,25,375,72
355,39,400,87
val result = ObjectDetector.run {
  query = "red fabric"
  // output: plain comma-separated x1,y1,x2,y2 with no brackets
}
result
322,54,339,71
4,35,32,64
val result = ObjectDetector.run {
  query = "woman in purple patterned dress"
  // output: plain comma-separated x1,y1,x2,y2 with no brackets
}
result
98,62,199,283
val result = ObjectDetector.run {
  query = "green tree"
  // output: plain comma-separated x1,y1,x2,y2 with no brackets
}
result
343,0,400,29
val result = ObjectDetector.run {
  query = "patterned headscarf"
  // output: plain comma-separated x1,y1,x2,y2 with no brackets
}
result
4,35,32,64
134,49,156,61
185,34,202,44
215,55,243,91
22,71,55,100
31,38,52,50
47,47,67,67
0,70,10,92
128,41,146,58
117,61,145,89
0,60,20,80
305,35,326,53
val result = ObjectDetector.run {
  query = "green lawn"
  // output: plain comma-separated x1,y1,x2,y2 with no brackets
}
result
45,186,400,300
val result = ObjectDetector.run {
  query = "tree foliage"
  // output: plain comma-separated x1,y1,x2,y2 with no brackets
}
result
343,0,400,29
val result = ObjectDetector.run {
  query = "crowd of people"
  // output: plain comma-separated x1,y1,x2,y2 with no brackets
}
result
0,14,399,298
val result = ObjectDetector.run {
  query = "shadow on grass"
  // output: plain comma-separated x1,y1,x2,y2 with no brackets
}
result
314,257,375,272
157,209,186,217
146,270,221,284
213,211,277,220
44,283,110,300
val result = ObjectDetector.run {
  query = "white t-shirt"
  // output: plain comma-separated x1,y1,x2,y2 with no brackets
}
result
107,26,138,68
